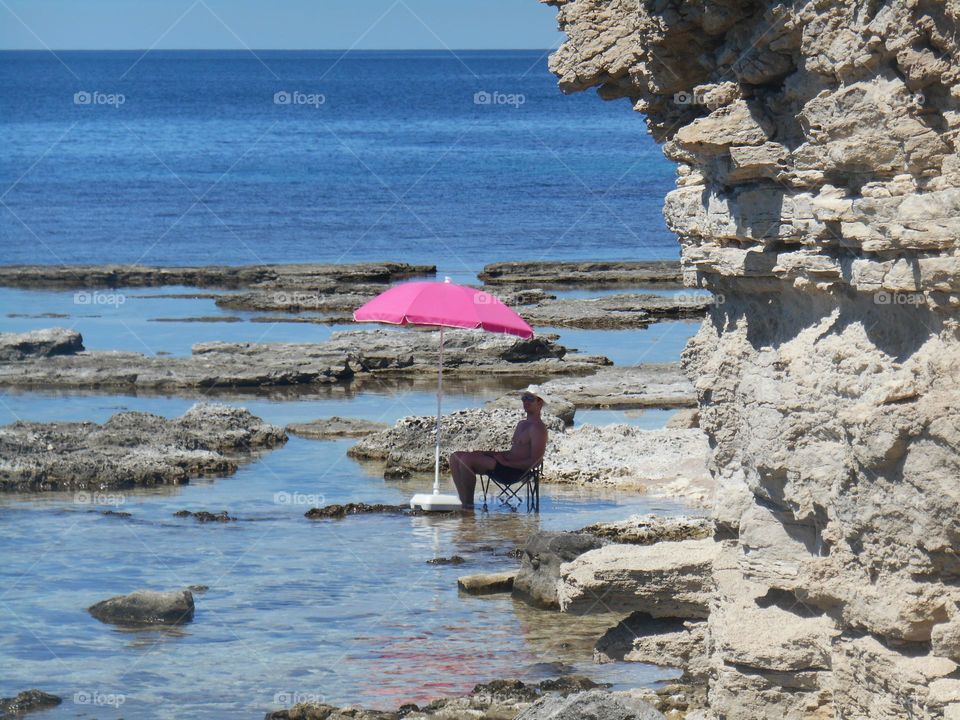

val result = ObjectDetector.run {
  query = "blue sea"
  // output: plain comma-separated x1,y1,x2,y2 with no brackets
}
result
0,50,677,271
0,51,696,719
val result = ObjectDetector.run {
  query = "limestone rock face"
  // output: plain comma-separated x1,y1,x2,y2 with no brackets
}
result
557,539,719,617
514,689,666,720
0,403,287,492
543,0,960,717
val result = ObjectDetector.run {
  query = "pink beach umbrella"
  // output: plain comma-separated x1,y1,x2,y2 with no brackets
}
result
353,277,534,511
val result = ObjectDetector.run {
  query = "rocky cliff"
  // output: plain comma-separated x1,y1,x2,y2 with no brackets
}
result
542,0,960,717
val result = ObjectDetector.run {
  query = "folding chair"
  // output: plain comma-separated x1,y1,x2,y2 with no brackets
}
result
479,460,542,512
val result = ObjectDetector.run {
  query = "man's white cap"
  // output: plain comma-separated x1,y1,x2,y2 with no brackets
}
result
522,384,545,403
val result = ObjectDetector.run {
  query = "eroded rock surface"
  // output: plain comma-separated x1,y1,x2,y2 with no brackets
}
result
544,0,960,716
557,539,719,617
0,327,605,390
479,260,682,287
515,689,665,720
519,292,710,328
547,424,713,502
286,416,389,440
0,327,84,361
0,262,434,289
0,403,286,492
582,514,713,545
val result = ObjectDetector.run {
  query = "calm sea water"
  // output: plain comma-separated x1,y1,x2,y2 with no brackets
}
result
0,50,676,272
0,51,697,718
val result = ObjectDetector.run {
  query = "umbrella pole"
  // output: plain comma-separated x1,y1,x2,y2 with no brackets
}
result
433,325,444,495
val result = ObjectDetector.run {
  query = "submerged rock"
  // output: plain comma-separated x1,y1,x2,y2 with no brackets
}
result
0,690,62,719
88,589,195,626
0,403,286,492
426,555,465,565
304,503,408,519
174,510,235,522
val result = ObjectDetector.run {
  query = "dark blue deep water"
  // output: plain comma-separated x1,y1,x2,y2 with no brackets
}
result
0,50,676,272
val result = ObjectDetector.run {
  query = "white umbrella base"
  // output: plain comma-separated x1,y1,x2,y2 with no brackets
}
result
410,492,463,512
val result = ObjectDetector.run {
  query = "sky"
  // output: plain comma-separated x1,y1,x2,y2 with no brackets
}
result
0,0,564,50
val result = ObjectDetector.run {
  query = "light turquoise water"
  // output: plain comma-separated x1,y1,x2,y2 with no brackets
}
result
0,290,702,718
1,407,692,718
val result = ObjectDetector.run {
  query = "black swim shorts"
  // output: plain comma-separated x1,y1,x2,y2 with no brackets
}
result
490,462,528,483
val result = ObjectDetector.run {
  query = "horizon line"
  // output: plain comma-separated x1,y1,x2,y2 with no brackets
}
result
0,47,556,52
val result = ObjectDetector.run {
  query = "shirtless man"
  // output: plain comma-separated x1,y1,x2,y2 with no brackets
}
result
448,388,549,509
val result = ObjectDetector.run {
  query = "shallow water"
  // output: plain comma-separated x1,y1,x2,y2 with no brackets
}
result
545,320,700,367
1,401,693,718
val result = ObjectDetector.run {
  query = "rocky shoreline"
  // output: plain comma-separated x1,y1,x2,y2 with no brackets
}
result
478,260,683,288
0,262,436,290
0,327,609,391
541,0,960,716
0,403,286,492
345,363,711,502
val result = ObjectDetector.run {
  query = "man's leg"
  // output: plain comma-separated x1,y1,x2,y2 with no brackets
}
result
449,451,496,507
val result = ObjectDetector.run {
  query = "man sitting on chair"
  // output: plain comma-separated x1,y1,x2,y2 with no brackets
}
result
449,387,549,509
